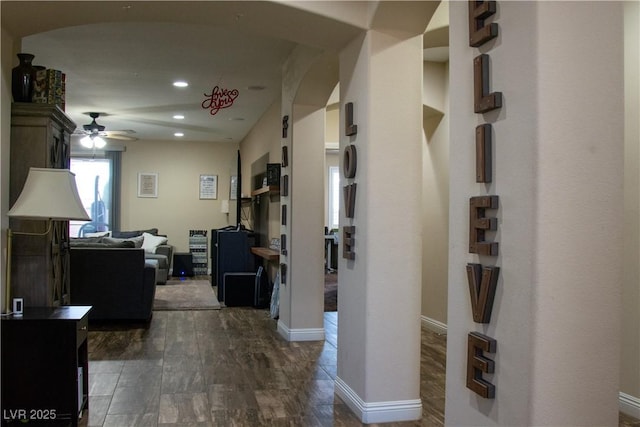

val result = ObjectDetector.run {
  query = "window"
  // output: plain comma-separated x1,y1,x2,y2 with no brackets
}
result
328,166,340,230
69,156,118,237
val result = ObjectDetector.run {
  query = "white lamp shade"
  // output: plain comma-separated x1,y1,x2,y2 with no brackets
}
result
8,167,91,221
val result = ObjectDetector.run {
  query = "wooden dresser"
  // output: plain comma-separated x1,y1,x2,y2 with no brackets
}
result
9,103,76,307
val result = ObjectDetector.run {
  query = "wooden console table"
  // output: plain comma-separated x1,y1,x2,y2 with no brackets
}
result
250,246,280,261
1,305,91,426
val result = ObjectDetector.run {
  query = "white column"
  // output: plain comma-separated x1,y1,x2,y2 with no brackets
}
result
277,46,327,341
336,30,423,423
446,2,623,425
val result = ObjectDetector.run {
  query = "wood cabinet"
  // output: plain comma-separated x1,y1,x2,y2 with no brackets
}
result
1,306,91,426
9,103,76,307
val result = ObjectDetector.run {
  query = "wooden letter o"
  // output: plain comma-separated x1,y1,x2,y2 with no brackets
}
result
343,144,357,178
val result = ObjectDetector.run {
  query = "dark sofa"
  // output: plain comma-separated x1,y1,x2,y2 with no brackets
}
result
70,247,156,321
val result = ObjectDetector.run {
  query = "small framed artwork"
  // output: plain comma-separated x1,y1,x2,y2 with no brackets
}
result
138,172,158,198
230,175,238,200
199,174,218,199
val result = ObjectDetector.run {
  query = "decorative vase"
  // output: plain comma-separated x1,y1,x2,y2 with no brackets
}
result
11,53,35,102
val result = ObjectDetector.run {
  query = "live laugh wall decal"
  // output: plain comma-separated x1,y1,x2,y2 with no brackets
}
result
201,86,239,115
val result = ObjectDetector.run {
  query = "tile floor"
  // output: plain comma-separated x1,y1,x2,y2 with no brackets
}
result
81,307,639,426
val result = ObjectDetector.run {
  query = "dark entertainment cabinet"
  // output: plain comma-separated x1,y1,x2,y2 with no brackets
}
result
210,227,255,300
1,306,91,426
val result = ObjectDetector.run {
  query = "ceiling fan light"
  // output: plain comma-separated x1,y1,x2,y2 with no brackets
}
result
80,136,93,148
93,136,107,148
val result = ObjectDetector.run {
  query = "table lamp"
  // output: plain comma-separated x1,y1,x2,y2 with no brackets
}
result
4,168,90,313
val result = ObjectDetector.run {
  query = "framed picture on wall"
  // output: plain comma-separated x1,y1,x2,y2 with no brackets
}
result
199,174,218,199
138,172,158,198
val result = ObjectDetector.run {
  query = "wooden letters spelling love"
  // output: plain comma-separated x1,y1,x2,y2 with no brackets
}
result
343,102,358,260
465,0,502,400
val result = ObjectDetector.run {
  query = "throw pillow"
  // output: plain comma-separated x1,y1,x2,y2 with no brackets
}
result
142,232,168,254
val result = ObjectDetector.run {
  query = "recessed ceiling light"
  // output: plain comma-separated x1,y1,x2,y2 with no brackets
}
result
173,81,189,88
174,132,184,137
173,114,185,120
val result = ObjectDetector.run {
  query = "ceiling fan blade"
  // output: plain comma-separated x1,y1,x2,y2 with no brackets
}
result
104,129,136,136
104,134,138,142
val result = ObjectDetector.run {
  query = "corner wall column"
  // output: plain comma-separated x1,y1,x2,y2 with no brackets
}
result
446,2,624,425
336,30,424,423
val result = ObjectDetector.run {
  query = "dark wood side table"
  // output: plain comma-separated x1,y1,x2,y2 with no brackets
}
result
1,305,91,426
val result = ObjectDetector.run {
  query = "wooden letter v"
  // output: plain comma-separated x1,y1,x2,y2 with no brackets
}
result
466,263,500,323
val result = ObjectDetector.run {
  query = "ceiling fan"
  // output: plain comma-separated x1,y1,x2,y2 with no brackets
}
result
73,112,137,148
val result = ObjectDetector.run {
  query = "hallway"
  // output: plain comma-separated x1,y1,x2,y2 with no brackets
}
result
84,308,443,426
83,308,638,426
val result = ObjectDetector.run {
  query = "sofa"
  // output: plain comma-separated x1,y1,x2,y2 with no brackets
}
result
70,247,157,321
77,228,173,284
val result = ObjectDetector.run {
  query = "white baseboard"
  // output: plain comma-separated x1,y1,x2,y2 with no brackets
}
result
620,392,640,419
334,376,422,424
277,321,325,341
421,315,447,335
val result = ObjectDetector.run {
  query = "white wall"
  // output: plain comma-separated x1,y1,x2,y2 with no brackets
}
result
622,0,640,414
239,99,282,242
336,29,423,422
120,139,239,256
421,60,449,329
446,2,624,425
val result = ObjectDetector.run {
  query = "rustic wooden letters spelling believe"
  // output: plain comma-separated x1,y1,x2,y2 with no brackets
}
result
467,332,497,399
476,124,492,183
474,54,502,114
468,0,498,47
467,0,502,399
466,264,500,323
469,195,499,256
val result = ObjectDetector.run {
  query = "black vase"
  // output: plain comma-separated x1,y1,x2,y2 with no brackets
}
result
11,53,35,102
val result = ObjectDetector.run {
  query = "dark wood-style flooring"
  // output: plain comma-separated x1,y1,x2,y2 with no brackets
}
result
82,307,639,426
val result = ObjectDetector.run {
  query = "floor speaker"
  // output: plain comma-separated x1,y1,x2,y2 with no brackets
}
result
223,273,256,306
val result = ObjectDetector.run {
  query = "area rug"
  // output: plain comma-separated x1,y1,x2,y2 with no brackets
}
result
153,278,221,311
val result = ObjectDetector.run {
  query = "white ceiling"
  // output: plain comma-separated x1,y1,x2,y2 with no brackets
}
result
4,1,448,151
3,1,367,150
23,21,296,145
